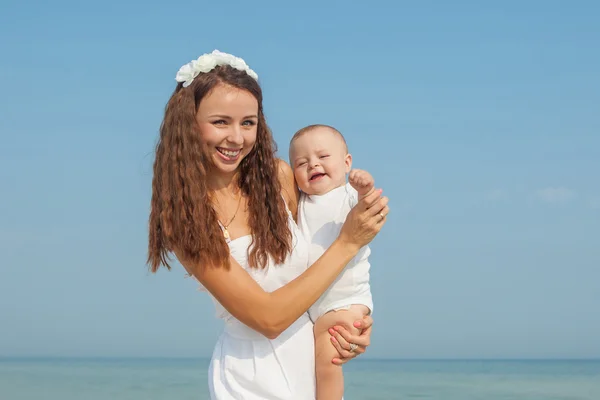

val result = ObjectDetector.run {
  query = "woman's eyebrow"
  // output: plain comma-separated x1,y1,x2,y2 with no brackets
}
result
206,114,259,119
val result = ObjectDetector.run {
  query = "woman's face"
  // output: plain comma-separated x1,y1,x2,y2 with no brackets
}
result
196,83,259,177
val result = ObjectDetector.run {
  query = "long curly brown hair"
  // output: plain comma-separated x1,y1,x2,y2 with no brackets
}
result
147,64,292,273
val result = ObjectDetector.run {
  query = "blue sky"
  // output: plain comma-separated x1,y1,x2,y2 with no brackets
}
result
1,0,598,359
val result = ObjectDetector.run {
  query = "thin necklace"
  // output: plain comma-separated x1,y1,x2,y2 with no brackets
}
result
218,194,242,241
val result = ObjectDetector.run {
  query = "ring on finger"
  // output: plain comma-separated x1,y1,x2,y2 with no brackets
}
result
379,212,385,221
349,343,358,352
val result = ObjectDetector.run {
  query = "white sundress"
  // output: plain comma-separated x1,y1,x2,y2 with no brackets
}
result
199,209,316,399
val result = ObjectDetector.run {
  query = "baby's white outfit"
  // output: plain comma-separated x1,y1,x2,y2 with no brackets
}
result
298,182,373,321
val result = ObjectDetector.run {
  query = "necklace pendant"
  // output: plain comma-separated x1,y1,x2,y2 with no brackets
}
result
223,228,231,242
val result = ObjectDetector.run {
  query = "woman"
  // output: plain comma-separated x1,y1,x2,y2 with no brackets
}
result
147,50,389,399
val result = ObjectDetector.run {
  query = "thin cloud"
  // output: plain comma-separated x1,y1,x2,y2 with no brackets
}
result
589,197,600,210
535,187,577,204
485,189,509,202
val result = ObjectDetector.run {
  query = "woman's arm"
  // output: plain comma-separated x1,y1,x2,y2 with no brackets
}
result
179,178,388,340
181,237,360,339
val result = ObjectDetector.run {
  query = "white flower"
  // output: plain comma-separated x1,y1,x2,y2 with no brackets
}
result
195,54,218,73
246,68,258,81
230,57,248,71
175,61,200,87
174,49,258,87
211,50,235,66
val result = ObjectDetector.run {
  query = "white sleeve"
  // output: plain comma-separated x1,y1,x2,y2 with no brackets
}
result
345,182,359,208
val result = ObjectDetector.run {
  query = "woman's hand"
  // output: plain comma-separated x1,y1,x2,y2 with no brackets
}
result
339,188,389,251
329,315,373,365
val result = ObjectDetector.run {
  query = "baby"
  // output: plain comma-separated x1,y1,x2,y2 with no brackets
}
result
289,124,374,400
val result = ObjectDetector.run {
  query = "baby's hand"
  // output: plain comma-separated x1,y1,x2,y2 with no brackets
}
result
349,169,375,198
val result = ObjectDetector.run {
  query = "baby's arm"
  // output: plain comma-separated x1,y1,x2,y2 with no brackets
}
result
349,169,375,198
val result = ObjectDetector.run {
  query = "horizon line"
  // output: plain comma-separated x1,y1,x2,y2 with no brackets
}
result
1,356,599,362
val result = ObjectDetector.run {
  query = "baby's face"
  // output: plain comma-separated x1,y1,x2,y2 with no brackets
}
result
289,128,351,195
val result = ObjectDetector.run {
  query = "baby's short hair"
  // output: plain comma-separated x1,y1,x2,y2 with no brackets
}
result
290,124,348,153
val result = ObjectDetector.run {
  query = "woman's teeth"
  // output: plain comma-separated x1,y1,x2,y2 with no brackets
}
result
218,148,241,157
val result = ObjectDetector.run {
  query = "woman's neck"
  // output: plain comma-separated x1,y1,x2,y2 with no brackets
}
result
207,170,241,197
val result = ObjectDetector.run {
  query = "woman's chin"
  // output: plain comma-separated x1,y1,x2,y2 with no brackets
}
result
211,155,245,175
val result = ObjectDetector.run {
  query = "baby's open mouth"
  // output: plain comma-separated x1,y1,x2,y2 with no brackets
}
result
309,173,326,181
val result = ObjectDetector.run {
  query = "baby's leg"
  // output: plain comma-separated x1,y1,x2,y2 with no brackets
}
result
313,305,369,400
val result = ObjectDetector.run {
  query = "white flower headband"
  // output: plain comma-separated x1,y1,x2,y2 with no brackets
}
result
175,50,258,88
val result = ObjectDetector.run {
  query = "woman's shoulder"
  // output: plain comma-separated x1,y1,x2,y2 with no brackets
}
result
276,159,299,220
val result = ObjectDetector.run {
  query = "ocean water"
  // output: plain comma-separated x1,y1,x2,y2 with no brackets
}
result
0,358,599,400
